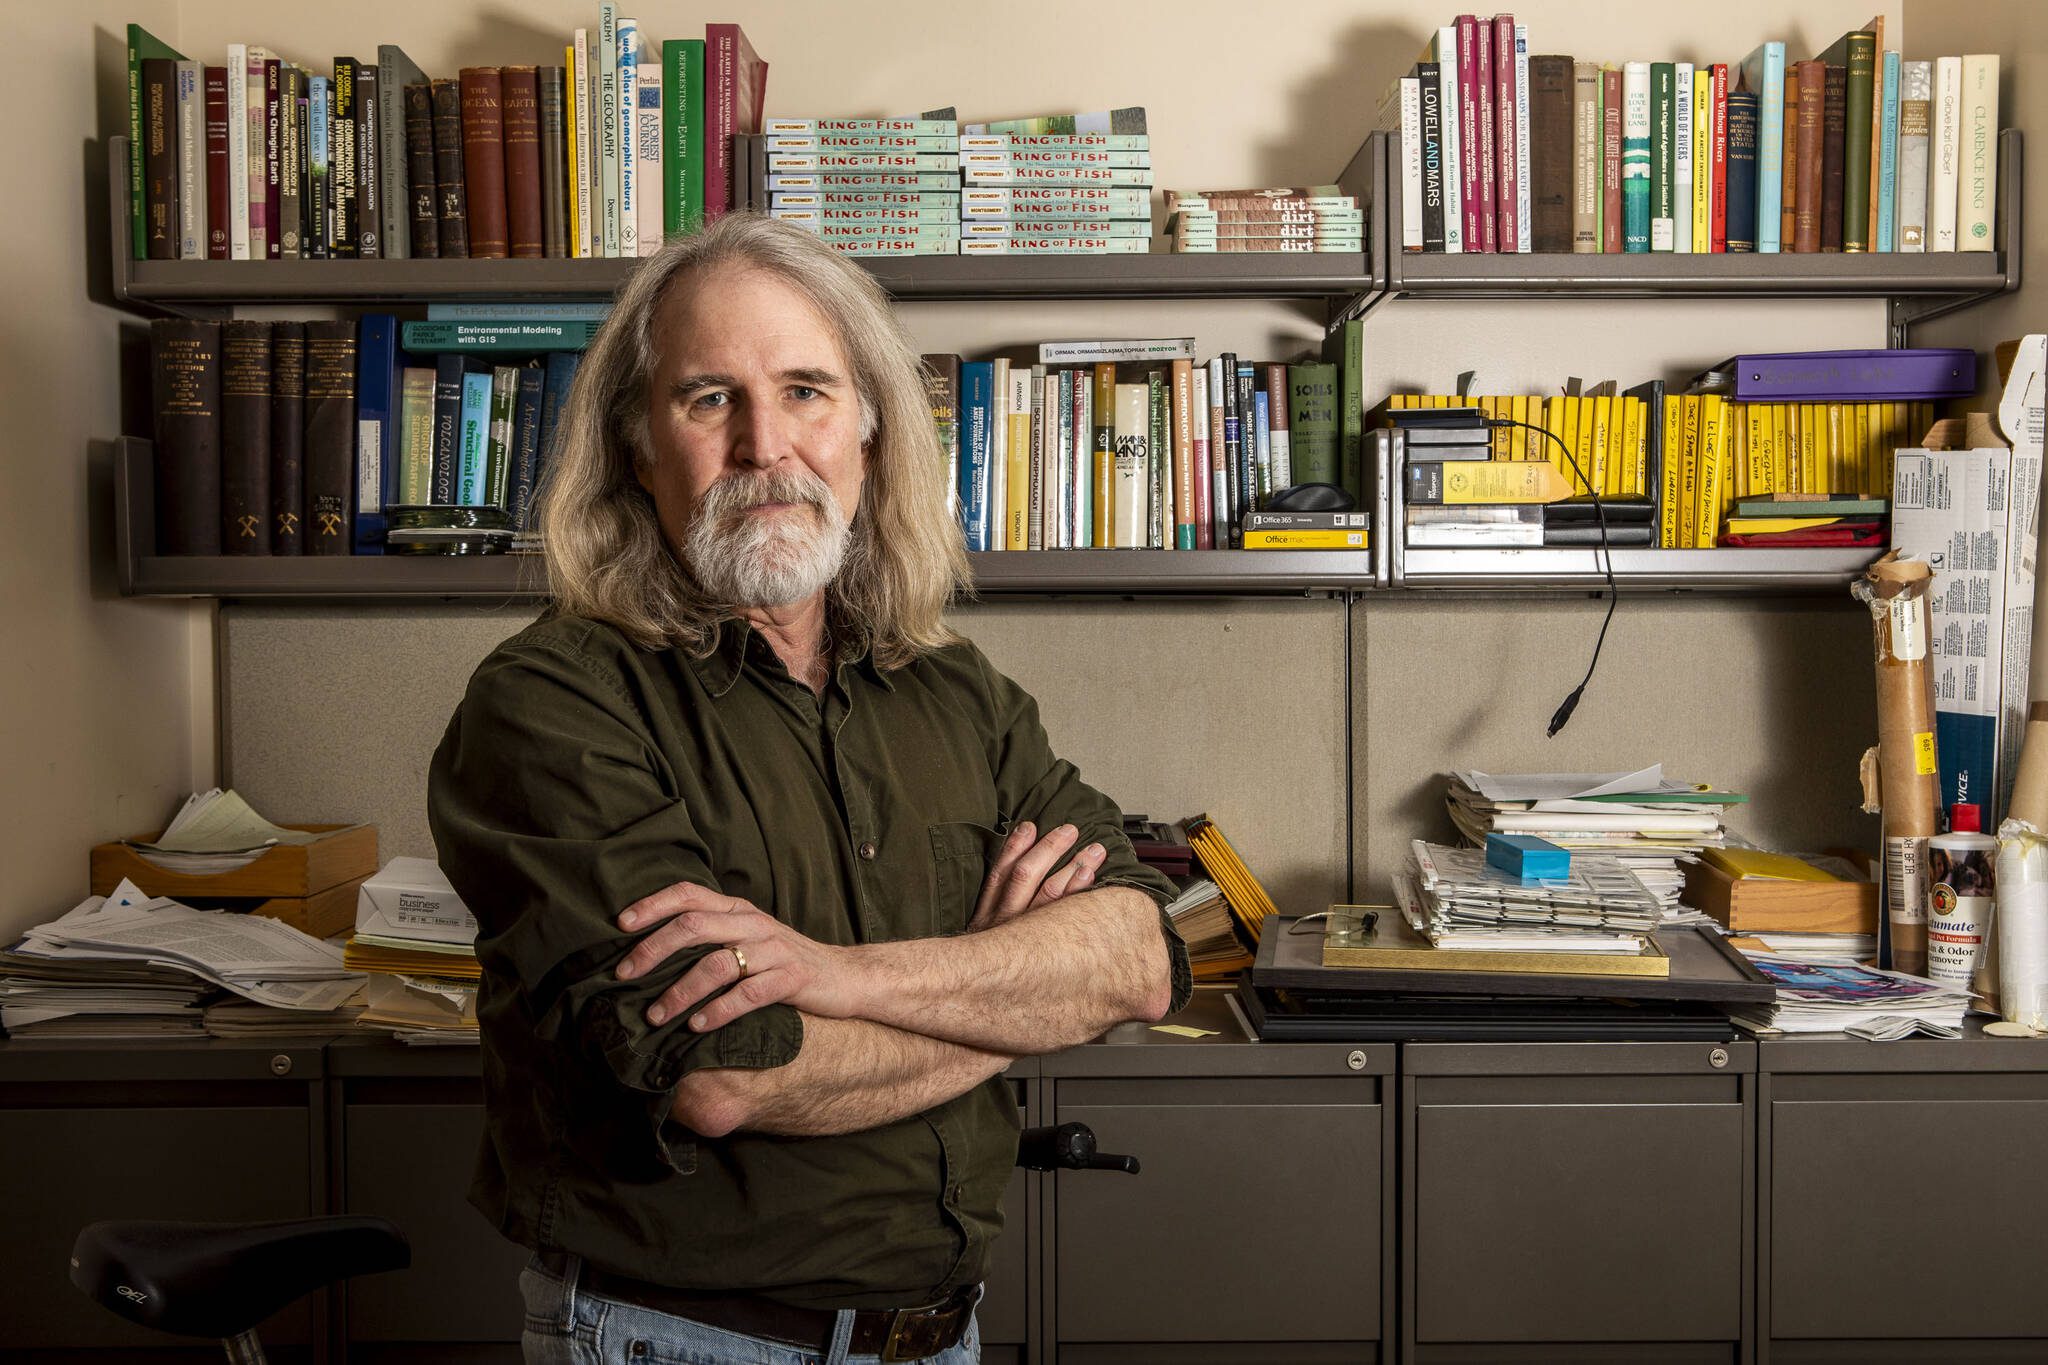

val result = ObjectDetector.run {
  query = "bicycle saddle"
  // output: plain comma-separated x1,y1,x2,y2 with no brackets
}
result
70,1215,409,1339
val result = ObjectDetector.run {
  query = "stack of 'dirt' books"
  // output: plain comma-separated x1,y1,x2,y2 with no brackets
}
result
763,116,962,256
344,857,481,1044
959,108,1153,255
1446,768,1739,923
1164,187,1364,253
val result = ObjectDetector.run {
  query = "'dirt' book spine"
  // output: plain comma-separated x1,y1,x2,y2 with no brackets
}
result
403,83,441,257
461,66,510,258
303,320,358,555
219,320,272,555
431,78,471,257
269,322,305,554
151,319,222,555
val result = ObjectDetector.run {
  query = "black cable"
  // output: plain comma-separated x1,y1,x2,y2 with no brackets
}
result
1487,417,1618,738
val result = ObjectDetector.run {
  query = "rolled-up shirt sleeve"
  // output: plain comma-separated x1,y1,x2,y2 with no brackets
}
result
966,645,1194,1015
427,636,800,1165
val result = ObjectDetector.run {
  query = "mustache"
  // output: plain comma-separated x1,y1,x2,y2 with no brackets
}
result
695,466,834,523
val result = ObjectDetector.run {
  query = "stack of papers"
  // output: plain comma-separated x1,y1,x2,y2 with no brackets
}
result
1405,840,1663,949
2,879,363,1039
1447,767,1742,922
347,858,481,1045
124,788,327,875
1729,956,1971,1036
1164,879,1254,979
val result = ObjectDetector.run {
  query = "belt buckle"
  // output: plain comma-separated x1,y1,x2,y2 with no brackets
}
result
880,1306,920,1363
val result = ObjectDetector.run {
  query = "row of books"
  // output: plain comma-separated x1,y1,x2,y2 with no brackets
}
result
1382,13,2002,255
1162,187,1365,255
149,314,581,556
1389,392,1654,498
125,15,766,261
924,328,1367,552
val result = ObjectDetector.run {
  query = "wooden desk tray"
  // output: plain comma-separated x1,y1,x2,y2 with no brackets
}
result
90,823,379,900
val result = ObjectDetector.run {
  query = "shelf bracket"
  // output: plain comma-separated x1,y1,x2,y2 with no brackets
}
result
1327,285,1388,331
1887,294,1978,349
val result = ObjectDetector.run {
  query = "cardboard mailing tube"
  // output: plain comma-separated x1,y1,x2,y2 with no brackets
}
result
1854,552,1940,975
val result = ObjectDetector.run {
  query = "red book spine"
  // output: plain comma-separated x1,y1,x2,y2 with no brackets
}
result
1455,15,1484,251
1601,67,1623,253
1492,13,1519,253
1472,18,1497,251
459,67,509,259
500,65,544,258
1192,379,1212,549
705,25,736,222
1711,63,1730,253
204,67,230,259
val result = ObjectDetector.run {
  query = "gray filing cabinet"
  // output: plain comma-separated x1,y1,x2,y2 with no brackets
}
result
1402,1040,1756,1365
1759,1028,2048,1365
0,1037,330,1364
1042,994,1394,1364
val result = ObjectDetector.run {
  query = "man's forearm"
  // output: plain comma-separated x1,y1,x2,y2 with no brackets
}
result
849,885,1173,1056
673,1013,1010,1139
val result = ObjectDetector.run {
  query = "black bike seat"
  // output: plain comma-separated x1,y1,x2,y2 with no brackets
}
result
71,1215,409,1339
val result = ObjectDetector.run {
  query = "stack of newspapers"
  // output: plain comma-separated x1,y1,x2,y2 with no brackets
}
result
1730,956,1970,1038
1399,840,1662,952
1446,767,1738,922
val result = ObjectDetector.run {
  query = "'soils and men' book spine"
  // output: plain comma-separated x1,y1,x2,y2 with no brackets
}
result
269,323,305,555
356,67,382,258
1570,61,1599,252
538,67,568,258
204,67,230,258
1957,54,2000,252
460,67,509,259
377,46,427,258
1725,87,1760,252
431,78,471,258
277,63,302,257
501,65,544,258
330,58,358,257
151,319,221,555
303,321,358,555
1527,54,1574,252
141,58,178,259
1600,66,1622,253
1895,61,1931,251
1821,63,1848,251
1287,363,1340,488
220,320,272,555
403,84,440,257
174,60,204,259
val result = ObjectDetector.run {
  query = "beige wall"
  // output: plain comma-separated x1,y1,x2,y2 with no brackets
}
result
0,8,212,936
10,0,1968,939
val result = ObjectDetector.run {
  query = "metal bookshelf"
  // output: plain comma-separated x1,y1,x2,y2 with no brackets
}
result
107,139,1370,312
114,439,1384,600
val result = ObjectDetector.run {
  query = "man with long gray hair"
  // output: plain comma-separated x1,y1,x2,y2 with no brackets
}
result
428,213,1189,1365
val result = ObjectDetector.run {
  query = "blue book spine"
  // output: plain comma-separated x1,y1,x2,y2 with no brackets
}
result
959,362,993,550
1744,43,1786,252
1877,51,1901,252
353,314,400,554
426,302,612,321
429,354,470,504
508,365,547,530
536,351,582,504
1936,712,1997,826
1622,65,1651,252
307,77,329,260
1252,389,1272,505
457,371,493,504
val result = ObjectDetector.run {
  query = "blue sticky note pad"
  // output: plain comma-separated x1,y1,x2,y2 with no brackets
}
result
1486,832,1572,881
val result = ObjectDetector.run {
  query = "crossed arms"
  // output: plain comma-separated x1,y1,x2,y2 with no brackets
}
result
614,822,1177,1139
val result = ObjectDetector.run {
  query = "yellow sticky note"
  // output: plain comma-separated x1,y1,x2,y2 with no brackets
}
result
1915,732,1938,776
1149,1024,1219,1039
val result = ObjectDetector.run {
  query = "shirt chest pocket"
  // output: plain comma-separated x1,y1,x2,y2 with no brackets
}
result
925,820,1006,938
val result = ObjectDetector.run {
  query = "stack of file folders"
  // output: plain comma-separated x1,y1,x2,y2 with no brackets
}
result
346,857,481,1045
1446,767,1738,922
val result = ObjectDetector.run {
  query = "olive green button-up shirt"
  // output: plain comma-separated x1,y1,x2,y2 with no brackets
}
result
427,611,1189,1310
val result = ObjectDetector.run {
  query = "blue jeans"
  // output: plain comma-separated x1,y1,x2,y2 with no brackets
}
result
519,1252,982,1365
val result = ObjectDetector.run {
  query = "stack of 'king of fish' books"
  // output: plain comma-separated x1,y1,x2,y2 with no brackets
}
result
763,116,961,256
959,108,1152,254
1445,767,1739,923
1165,187,1365,253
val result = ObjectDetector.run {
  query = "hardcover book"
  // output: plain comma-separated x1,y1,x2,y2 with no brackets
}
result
303,320,358,555
269,322,305,555
151,319,221,555
459,67,510,258
220,320,272,555
502,65,545,258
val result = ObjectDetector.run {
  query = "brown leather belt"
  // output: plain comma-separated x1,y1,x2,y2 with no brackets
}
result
538,1250,978,1362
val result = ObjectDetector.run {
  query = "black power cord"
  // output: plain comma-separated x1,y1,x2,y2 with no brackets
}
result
1485,417,1618,738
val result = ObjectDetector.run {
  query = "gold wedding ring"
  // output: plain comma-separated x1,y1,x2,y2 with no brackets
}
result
729,946,749,980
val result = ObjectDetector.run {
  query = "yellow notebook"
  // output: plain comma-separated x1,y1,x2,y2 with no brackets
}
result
1701,848,1842,882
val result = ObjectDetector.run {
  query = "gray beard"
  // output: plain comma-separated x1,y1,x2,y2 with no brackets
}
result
679,471,851,608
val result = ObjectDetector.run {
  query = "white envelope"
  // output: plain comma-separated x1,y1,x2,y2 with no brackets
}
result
355,857,477,946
